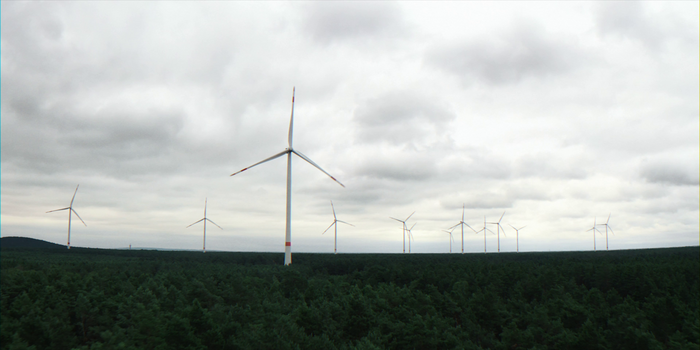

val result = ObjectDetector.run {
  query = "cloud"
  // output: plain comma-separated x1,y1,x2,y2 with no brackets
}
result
595,1,698,51
353,90,455,148
640,155,699,186
300,2,407,45
427,21,582,85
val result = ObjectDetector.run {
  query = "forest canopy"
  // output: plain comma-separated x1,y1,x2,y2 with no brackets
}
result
2,245,698,350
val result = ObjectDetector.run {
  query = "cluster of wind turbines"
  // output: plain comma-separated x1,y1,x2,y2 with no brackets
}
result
46,88,616,264
398,205,527,254
587,215,615,251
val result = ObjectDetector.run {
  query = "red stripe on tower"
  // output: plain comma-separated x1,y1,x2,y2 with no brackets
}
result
285,242,291,246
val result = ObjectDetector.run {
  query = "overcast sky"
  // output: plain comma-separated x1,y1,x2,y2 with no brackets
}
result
2,1,698,255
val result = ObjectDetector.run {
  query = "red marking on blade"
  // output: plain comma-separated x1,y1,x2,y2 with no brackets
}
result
285,242,291,246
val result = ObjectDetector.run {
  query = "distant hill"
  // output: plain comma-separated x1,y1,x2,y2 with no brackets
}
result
1,236,65,249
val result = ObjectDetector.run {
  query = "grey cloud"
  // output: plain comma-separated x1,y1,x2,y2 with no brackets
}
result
595,2,696,51
427,21,581,85
300,2,406,45
353,90,455,147
640,158,699,186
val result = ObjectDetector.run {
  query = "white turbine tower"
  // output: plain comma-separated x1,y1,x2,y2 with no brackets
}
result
509,224,526,253
475,216,495,253
390,212,415,253
599,214,614,250
487,212,506,252
46,185,86,249
406,223,416,253
322,201,354,254
449,204,477,254
442,228,456,253
186,198,222,253
586,218,603,251
230,88,344,265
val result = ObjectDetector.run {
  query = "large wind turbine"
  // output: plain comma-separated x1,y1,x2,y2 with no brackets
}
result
487,212,506,252
508,224,526,253
449,204,477,254
230,88,345,265
46,185,86,249
186,198,222,253
586,218,603,251
322,200,354,254
390,212,415,253
599,214,614,250
443,228,455,253
475,216,495,253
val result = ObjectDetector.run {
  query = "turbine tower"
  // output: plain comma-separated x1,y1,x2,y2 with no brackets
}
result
475,216,495,253
443,228,456,253
390,212,415,253
509,224,526,253
230,88,345,265
586,217,603,251
487,212,506,252
406,223,416,253
322,200,354,254
599,214,614,250
449,204,477,254
186,198,222,253
46,185,86,249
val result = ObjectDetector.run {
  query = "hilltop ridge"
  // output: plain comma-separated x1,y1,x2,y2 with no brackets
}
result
0,236,65,249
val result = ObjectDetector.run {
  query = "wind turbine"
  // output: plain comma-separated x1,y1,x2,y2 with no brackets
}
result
508,224,526,253
390,212,415,253
475,216,495,253
322,200,354,254
586,218,603,251
449,204,477,254
406,223,416,253
442,228,456,253
599,214,614,250
186,198,222,253
47,185,87,250
487,212,506,252
230,88,345,265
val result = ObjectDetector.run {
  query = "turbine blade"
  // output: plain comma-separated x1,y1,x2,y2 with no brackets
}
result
187,218,205,228
288,87,295,148
230,149,290,176
47,207,70,213
337,220,354,227
292,150,345,187
409,223,416,231
70,185,79,206
606,213,611,224
465,223,477,232
509,224,517,230
205,218,223,230
519,226,526,230
498,211,505,223
71,209,87,226
322,221,335,235
405,211,415,222
609,226,614,235
390,217,404,223
331,201,337,220
448,223,461,230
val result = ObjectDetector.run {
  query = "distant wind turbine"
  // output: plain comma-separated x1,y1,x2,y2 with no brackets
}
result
47,185,86,250
475,216,496,253
322,201,354,254
449,204,477,254
443,228,456,253
406,223,416,253
230,88,345,265
186,198,222,253
599,214,614,250
487,212,506,252
390,212,415,253
586,218,603,251
508,224,526,253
